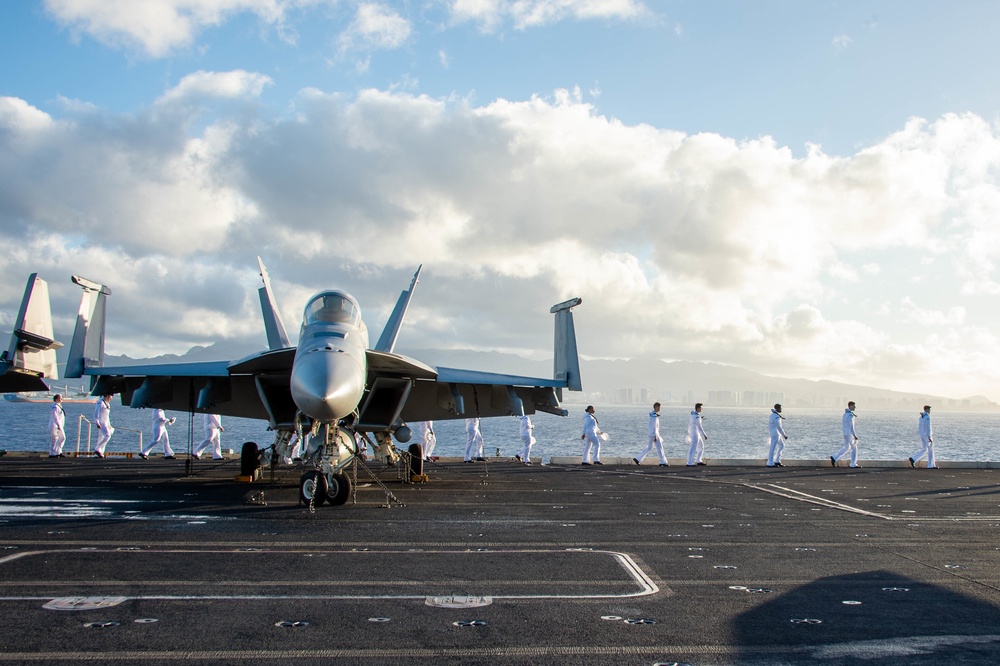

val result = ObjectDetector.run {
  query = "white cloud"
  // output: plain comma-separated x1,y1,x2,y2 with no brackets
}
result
446,0,649,31
157,70,274,106
44,0,321,57
4,84,1000,398
899,297,966,326
832,33,852,51
338,3,412,54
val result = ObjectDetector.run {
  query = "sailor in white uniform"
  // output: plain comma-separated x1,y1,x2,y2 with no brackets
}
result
413,421,436,460
464,417,485,462
634,402,667,466
48,394,67,457
517,415,535,464
686,403,708,466
142,408,176,459
193,413,225,460
909,405,937,469
580,405,604,465
831,401,860,467
92,394,114,458
767,403,788,467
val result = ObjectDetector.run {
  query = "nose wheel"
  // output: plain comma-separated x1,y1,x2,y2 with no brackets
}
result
299,470,352,507
299,470,326,507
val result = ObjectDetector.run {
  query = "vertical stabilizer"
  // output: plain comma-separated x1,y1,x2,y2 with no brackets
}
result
0,274,63,391
551,297,583,391
374,265,422,353
257,257,290,350
64,276,112,379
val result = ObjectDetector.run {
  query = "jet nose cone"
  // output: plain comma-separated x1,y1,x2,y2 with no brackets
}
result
290,350,365,422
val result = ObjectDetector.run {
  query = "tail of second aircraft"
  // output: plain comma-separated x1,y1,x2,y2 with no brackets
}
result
64,276,112,379
551,297,583,391
0,274,63,392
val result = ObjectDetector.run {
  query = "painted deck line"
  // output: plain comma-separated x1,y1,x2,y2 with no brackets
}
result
0,547,658,602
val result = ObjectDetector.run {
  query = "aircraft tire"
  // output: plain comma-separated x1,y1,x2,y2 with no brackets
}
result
299,470,327,507
408,444,423,476
240,442,260,477
325,472,352,506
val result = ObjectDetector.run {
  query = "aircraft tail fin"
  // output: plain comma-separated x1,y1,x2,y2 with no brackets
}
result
0,274,63,391
374,265,422,353
551,297,583,391
257,257,290,350
64,276,112,379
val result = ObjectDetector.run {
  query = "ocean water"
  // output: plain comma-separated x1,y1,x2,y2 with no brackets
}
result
2,400,996,464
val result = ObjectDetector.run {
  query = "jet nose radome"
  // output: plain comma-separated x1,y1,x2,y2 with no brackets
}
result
290,349,365,422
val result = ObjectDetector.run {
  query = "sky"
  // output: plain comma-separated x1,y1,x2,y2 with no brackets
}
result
2,0,1000,402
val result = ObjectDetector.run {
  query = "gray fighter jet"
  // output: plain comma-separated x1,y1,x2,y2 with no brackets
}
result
64,259,582,506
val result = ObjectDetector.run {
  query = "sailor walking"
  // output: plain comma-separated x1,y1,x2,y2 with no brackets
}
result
92,394,114,458
580,405,604,465
767,403,788,467
414,421,436,460
686,403,708,466
193,413,225,460
831,401,860,467
48,394,67,458
634,402,667,466
142,408,176,459
464,417,485,462
909,405,937,469
517,415,535,464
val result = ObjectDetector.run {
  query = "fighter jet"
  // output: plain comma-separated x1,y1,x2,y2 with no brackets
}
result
64,259,583,506
0,274,63,393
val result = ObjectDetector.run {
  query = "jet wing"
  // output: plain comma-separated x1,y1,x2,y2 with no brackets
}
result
395,366,569,423
83,352,295,424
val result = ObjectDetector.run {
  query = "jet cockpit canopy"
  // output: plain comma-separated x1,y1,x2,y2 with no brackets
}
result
304,291,361,327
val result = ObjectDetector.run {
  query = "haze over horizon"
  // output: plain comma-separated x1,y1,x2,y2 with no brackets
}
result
3,1,1000,402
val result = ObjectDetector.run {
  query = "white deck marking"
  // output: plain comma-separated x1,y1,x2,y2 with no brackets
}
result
0,547,658,602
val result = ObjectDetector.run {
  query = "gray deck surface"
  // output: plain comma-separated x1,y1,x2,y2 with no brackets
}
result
1,454,999,664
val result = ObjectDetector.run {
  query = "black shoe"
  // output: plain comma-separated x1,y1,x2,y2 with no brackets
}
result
697,461,707,466
830,456,837,467
687,464,697,467
464,460,473,463
515,455,521,461
475,457,486,462
581,462,591,466
659,463,669,467
908,457,915,468
48,455,59,458
94,451,105,458
774,462,784,467
632,458,641,465
593,460,603,465
164,455,176,460
139,453,148,460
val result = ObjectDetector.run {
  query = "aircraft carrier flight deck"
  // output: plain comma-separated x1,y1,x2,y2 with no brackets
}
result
1,454,999,665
